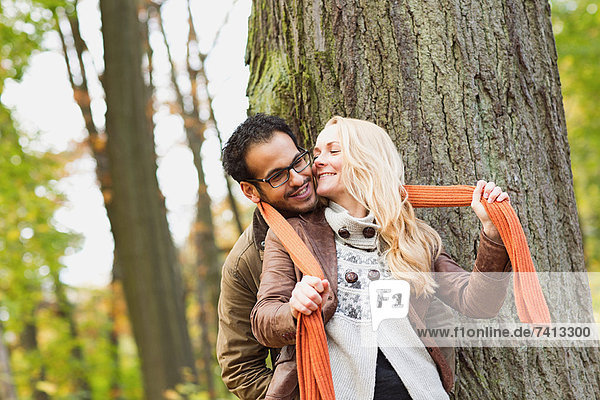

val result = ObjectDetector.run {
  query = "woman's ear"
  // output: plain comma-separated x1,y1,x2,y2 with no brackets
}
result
240,181,261,204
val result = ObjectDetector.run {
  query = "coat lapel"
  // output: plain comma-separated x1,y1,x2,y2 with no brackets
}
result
302,208,338,296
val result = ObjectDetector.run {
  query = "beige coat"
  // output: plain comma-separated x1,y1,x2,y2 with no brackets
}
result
216,211,279,399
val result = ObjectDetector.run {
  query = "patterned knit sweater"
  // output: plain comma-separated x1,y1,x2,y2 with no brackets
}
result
324,202,449,400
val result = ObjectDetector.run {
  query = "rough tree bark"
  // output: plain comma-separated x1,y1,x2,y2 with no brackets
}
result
99,0,197,398
247,0,600,398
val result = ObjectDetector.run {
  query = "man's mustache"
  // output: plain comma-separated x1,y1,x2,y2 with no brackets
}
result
285,177,312,198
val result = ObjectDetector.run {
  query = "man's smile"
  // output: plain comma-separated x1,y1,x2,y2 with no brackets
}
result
287,181,312,199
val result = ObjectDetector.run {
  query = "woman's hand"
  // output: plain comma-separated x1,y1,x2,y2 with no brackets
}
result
471,180,510,242
290,275,330,319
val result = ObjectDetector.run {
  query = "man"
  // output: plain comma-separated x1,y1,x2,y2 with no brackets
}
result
218,114,318,399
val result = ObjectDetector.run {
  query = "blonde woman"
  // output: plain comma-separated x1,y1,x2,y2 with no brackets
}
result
251,117,511,400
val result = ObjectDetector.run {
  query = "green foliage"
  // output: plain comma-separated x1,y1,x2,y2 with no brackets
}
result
0,104,79,313
0,93,143,397
0,0,67,91
0,102,84,397
0,1,100,397
551,0,600,272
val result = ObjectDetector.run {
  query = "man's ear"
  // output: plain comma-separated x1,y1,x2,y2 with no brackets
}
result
240,181,261,204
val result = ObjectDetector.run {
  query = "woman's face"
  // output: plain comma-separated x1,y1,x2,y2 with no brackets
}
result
312,126,349,204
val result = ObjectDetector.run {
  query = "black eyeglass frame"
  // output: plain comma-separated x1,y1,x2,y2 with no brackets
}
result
244,149,312,188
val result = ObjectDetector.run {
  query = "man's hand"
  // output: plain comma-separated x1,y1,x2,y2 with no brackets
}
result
290,275,330,319
471,180,510,242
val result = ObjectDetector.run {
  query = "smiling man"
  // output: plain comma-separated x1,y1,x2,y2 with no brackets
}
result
217,114,318,399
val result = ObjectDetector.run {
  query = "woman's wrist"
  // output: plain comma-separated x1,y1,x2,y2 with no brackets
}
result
483,223,501,242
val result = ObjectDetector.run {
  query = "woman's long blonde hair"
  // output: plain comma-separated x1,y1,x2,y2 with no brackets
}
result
322,116,441,297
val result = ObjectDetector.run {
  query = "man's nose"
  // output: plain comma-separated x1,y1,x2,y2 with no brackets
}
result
288,168,305,186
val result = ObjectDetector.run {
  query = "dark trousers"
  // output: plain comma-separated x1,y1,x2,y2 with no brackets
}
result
374,348,413,400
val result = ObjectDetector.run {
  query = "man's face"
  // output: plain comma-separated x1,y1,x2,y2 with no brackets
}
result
241,132,317,215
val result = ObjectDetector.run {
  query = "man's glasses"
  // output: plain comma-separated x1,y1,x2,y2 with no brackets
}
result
245,149,311,188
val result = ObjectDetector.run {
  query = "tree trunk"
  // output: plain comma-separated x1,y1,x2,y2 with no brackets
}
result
109,276,125,400
152,5,220,396
0,322,17,400
51,271,92,399
99,0,197,398
20,320,49,400
247,0,600,398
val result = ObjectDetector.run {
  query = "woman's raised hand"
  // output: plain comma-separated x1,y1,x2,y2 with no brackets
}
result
290,275,330,319
471,180,510,242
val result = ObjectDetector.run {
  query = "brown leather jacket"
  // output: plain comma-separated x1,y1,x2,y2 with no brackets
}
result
251,207,511,399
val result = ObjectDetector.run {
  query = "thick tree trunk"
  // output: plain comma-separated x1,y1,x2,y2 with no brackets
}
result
247,0,600,398
99,0,197,398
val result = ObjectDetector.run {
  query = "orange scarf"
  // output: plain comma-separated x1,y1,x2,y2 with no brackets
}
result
258,184,551,400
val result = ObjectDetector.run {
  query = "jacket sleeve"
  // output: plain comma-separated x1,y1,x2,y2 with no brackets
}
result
217,244,273,399
251,228,299,348
434,230,512,318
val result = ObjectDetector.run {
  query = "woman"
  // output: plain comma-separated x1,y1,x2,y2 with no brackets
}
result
251,116,512,400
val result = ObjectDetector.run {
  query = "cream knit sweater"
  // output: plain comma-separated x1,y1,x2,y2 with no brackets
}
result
324,202,448,400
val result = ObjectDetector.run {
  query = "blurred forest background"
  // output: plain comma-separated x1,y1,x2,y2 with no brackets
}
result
0,0,598,399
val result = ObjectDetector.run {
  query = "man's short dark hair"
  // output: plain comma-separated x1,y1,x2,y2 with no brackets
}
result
222,113,298,183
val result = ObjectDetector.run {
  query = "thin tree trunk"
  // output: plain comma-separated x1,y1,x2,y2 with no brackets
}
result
0,321,17,400
56,8,124,399
186,0,244,235
55,7,112,205
99,0,197,398
199,64,244,236
50,271,92,399
20,320,49,400
151,5,219,396
109,272,125,400
247,0,600,399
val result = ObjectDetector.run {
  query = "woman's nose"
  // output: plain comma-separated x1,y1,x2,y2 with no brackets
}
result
313,156,326,167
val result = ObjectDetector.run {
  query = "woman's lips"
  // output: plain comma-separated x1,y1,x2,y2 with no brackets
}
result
318,172,336,179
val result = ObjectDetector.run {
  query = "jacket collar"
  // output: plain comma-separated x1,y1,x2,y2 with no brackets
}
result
251,207,269,255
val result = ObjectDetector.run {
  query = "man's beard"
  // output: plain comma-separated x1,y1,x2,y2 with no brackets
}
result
258,177,317,217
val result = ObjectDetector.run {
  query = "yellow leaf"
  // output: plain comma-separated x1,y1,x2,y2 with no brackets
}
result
163,389,182,400
36,381,57,395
